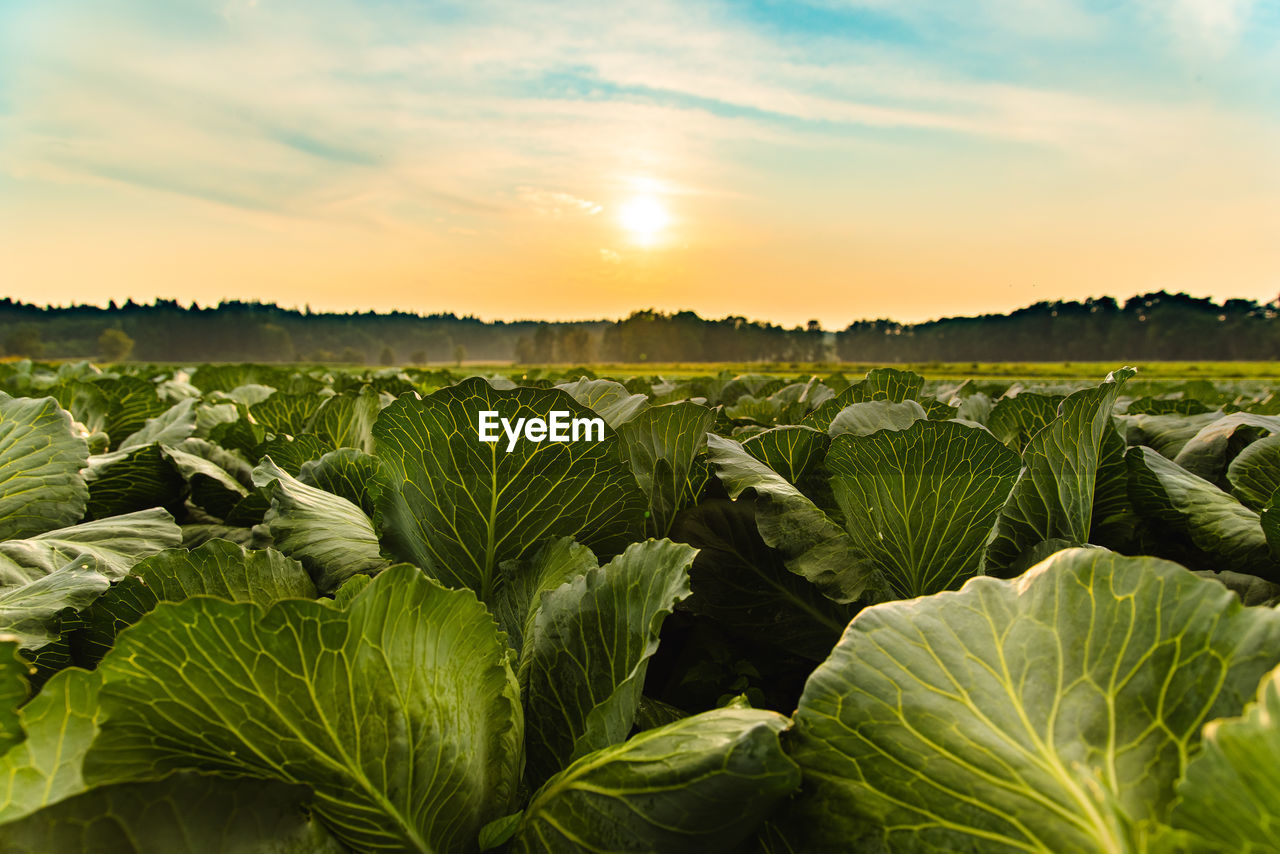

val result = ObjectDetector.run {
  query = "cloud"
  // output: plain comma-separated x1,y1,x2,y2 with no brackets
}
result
1152,0,1258,52
810,0,1104,40
517,186,603,217
1,0,1275,237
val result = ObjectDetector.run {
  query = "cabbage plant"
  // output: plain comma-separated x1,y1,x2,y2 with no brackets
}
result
0,363,1277,852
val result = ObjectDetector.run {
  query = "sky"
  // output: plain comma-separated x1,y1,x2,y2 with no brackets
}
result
1,0,1278,328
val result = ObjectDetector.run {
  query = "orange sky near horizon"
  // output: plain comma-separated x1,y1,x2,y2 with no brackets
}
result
2,0,1278,328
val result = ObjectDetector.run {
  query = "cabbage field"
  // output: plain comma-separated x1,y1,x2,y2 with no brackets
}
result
1,358,1279,853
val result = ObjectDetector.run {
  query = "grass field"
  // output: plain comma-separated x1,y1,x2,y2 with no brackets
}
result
481,360,1280,380
14,355,1276,381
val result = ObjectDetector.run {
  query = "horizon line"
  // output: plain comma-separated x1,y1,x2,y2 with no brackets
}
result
3,288,1277,331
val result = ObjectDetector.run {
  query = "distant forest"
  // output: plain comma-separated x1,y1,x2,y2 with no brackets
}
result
1,291,1276,364
837,292,1280,363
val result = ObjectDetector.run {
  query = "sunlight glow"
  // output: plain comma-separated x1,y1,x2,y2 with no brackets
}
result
617,196,670,247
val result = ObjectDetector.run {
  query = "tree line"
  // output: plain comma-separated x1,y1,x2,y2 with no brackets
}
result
0,299,602,365
835,293,1280,362
1,291,1276,364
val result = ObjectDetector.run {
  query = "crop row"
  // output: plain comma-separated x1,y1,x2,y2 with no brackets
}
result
0,359,1278,852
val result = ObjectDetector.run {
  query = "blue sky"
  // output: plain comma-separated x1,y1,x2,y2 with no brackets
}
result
1,0,1277,326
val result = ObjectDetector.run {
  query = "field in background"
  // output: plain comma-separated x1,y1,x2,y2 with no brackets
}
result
481,360,1280,380
11,354,1276,381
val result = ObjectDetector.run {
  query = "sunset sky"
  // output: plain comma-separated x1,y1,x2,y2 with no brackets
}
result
1,0,1277,328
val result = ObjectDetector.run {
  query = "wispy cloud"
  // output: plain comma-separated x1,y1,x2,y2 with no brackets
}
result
4,0,1275,228
518,186,603,217
1146,0,1260,53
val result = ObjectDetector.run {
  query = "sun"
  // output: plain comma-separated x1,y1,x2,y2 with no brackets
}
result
617,196,669,247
